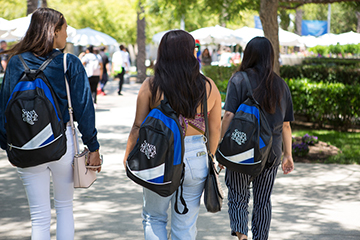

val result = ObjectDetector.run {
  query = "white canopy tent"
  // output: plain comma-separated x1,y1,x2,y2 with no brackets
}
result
7,15,32,39
278,28,302,46
0,17,11,33
190,25,243,45
68,27,118,46
233,26,264,46
0,15,77,43
316,33,339,46
0,17,18,41
152,30,176,45
234,27,303,47
337,31,360,45
298,35,321,48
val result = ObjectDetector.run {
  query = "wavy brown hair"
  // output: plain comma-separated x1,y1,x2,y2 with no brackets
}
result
239,37,283,114
1,8,65,59
150,30,210,118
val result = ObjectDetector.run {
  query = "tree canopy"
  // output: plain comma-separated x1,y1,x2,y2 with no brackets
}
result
0,0,358,45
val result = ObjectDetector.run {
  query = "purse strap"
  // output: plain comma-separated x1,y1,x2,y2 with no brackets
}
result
203,88,210,153
202,82,217,173
63,53,80,155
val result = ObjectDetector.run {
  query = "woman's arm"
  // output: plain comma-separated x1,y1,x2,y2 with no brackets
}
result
207,79,222,156
281,121,294,174
220,111,234,139
217,110,235,169
99,61,103,80
123,79,152,168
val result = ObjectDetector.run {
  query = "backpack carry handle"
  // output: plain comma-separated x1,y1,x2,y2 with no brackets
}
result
38,51,62,72
18,51,62,78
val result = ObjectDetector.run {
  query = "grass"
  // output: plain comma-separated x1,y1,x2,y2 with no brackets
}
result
292,129,360,164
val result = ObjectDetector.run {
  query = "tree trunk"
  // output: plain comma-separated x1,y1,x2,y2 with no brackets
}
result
260,0,280,75
27,0,38,15
356,12,360,33
41,0,47,8
295,8,303,35
136,0,147,83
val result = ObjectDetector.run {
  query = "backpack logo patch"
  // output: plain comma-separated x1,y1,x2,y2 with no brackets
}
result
231,129,247,146
22,109,38,125
140,140,156,159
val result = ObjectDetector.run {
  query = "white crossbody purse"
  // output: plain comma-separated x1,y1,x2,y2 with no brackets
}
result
64,53,98,188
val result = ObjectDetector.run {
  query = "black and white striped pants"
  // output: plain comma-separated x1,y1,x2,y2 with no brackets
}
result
225,164,279,240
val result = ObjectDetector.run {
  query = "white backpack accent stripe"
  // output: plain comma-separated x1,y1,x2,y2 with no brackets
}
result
132,163,165,181
22,123,53,149
218,148,262,165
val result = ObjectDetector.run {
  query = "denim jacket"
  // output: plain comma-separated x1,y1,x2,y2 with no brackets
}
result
0,49,100,152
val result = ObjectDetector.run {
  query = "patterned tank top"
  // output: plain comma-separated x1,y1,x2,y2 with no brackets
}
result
178,113,208,136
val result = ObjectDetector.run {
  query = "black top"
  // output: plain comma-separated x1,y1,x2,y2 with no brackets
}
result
223,69,294,165
99,51,109,73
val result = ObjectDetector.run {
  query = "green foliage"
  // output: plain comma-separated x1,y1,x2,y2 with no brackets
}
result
0,0,26,20
308,45,329,57
285,78,360,130
50,0,138,44
328,44,344,56
280,63,360,85
202,65,238,101
279,9,291,30
202,65,238,83
292,130,360,164
302,3,328,21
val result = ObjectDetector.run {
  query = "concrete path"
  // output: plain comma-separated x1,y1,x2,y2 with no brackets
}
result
0,79,359,240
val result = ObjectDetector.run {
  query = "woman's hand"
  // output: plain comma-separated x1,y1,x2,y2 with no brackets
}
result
281,155,294,175
88,150,102,173
218,163,225,170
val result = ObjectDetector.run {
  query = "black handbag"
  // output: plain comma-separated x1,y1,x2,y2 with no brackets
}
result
203,89,224,213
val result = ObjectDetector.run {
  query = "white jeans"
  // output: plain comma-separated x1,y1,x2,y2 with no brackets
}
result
142,135,208,240
17,126,75,240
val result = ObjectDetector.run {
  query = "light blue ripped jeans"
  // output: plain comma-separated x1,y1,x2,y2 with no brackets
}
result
142,135,208,240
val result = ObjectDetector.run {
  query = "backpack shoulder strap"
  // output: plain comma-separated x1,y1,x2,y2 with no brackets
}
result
38,51,62,72
18,54,30,72
241,71,261,106
240,71,253,97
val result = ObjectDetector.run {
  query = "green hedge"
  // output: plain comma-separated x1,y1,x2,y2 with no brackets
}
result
280,65,360,85
205,63,360,86
204,65,360,130
302,57,360,66
285,78,360,130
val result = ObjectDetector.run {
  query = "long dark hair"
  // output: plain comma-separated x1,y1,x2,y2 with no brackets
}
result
239,37,282,114
2,8,65,59
150,30,210,118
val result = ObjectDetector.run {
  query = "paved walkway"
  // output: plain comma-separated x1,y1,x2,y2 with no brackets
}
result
0,79,360,240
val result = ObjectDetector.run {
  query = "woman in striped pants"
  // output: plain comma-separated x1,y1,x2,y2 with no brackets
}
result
220,37,295,240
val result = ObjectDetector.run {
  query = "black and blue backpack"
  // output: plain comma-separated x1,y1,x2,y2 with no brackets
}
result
126,95,188,214
4,51,66,168
216,72,275,180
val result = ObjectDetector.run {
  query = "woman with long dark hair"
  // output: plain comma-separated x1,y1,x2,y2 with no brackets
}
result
123,30,222,240
220,37,294,240
0,8,101,239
